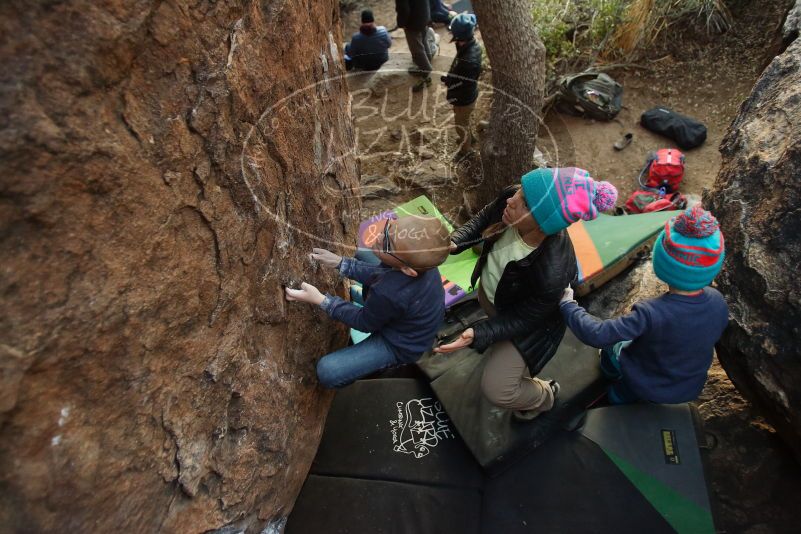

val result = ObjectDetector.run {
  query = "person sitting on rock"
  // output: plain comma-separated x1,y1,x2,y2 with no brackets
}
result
440,13,481,159
286,215,451,388
435,168,618,421
344,9,392,71
559,205,729,405
429,0,456,24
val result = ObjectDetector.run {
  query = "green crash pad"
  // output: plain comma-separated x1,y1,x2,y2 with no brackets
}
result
568,211,674,295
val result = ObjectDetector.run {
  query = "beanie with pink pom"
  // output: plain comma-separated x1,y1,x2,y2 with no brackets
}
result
521,167,618,235
652,205,725,291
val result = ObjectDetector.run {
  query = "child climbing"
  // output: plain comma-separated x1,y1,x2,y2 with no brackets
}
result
286,215,451,388
559,205,729,404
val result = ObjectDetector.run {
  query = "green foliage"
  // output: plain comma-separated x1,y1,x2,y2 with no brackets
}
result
530,0,733,75
530,0,628,74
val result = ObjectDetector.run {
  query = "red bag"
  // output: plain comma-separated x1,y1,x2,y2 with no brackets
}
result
625,189,687,214
638,149,685,193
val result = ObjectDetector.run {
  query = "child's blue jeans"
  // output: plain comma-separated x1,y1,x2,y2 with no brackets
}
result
600,341,641,405
316,333,403,389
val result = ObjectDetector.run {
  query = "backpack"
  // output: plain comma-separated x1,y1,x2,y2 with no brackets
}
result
555,71,623,121
640,107,707,149
625,189,687,214
638,149,685,193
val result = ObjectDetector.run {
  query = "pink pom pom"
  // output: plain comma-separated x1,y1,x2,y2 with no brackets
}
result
593,181,618,212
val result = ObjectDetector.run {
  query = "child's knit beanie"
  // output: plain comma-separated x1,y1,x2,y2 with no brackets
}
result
652,205,725,290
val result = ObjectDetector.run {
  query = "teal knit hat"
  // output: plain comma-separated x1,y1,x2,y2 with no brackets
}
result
521,167,617,235
652,205,725,290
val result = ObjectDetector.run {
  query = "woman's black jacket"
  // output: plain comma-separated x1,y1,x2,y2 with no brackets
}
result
450,185,578,374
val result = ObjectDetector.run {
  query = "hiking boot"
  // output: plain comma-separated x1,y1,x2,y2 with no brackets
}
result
512,380,560,422
412,77,432,92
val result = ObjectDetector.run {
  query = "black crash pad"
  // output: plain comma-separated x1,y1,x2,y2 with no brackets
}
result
310,378,484,490
481,430,677,534
425,329,608,474
579,403,715,533
482,403,715,534
286,475,482,534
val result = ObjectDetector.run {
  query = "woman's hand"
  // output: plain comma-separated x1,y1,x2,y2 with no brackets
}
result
449,240,458,253
434,328,474,353
285,282,325,306
310,248,342,269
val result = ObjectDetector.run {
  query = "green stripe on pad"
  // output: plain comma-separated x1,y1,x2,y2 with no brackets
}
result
584,211,674,266
602,448,714,534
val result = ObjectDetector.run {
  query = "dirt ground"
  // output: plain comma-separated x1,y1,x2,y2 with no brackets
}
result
340,1,801,531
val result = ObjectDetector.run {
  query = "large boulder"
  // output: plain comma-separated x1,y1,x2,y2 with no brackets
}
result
0,1,358,532
705,37,801,463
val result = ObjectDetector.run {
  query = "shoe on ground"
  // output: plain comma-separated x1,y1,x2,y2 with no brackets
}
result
512,380,560,422
412,77,432,92
613,132,633,151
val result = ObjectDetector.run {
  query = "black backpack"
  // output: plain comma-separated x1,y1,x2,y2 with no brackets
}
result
555,71,624,121
640,107,707,150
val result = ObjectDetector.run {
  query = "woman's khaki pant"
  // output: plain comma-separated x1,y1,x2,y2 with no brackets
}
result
478,286,555,413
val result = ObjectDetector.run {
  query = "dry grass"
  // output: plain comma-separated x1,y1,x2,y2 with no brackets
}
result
604,0,735,59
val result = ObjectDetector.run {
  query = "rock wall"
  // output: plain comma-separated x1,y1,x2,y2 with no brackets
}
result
706,37,801,463
0,1,358,532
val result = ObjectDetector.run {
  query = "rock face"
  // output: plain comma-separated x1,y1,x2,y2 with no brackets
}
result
0,1,358,532
706,37,801,463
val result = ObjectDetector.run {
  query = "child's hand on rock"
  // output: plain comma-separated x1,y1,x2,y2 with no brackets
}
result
310,248,342,269
285,282,325,305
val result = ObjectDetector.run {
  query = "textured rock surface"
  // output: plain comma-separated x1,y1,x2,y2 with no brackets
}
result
0,1,358,532
706,37,801,463
784,0,801,43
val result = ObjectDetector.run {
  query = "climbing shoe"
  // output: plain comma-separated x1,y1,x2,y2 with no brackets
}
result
412,77,432,92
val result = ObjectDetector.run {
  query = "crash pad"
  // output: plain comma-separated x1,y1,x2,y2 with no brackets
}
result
424,329,608,475
286,475,482,534
482,403,715,534
568,211,674,296
288,396,717,533
309,378,483,489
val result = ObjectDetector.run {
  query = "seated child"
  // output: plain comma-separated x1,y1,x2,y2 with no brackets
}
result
285,215,450,388
558,205,729,404
344,9,392,71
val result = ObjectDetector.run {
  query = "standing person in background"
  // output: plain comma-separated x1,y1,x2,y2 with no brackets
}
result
396,0,433,91
344,10,392,71
441,13,481,159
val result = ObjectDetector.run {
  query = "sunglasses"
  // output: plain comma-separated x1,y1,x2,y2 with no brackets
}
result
382,220,414,268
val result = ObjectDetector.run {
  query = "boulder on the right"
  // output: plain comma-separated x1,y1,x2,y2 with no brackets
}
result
705,37,801,462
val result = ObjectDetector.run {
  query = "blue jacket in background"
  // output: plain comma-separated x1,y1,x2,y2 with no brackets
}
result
320,257,445,362
560,288,729,403
345,25,391,71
